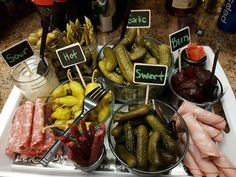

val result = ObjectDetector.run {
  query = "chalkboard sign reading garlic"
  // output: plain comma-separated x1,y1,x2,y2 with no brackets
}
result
56,43,86,68
169,26,190,52
133,63,167,86
127,9,151,28
1,40,34,67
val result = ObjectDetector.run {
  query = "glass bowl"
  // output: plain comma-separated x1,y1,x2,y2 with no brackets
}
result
97,36,175,103
107,99,189,176
44,76,114,136
74,146,106,172
168,66,224,110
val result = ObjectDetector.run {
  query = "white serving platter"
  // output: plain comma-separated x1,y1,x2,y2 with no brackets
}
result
0,46,236,177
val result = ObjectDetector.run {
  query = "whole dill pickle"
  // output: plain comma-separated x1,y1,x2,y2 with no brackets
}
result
114,104,150,122
129,46,146,61
115,144,137,168
148,131,163,170
114,44,134,83
157,44,172,67
104,47,117,71
136,125,148,170
124,122,135,153
145,114,177,153
111,123,123,138
99,60,124,85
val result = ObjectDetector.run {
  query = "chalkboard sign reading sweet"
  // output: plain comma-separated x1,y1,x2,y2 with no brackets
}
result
56,43,86,68
169,26,190,52
1,40,34,67
133,63,167,86
127,9,151,28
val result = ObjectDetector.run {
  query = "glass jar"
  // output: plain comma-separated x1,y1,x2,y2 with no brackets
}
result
11,56,60,101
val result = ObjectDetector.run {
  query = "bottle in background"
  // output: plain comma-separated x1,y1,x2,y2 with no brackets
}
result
165,0,201,17
217,0,236,33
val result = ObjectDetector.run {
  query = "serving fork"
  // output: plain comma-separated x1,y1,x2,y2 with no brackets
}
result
40,86,109,167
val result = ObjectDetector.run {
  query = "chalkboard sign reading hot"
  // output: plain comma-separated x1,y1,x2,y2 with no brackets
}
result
169,26,190,52
56,43,86,68
1,40,34,67
133,63,168,86
127,9,151,28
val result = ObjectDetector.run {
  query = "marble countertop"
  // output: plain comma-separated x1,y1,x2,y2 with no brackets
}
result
0,1,236,111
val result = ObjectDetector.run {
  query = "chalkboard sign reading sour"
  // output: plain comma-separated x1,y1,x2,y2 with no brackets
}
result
133,63,168,86
56,43,86,68
1,40,34,67
127,9,151,28
169,26,190,52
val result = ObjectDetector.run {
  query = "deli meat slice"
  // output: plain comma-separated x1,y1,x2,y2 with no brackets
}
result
201,123,224,143
30,98,45,150
178,101,226,130
187,137,219,177
5,106,23,155
182,113,220,158
212,151,236,177
39,128,56,155
18,101,34,152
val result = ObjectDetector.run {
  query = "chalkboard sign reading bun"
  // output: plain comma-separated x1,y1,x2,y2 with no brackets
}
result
133,63,168,86
169,26,190,52
127,9,151,28
56,43,86,68
1,40,34,67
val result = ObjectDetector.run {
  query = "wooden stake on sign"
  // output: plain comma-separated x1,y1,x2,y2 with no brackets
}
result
178,50,182,72
23,61,33,75
75,65,86,89
145,84,150,105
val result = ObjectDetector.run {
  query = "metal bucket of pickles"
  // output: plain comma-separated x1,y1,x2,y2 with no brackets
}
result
44,70,114,135
107,99,189,176
97,29,174,103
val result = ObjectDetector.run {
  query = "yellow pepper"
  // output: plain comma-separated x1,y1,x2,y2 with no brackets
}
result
51,84,70,98
51,107,71,120
69,81,85,99
54,96,81,106
85,82,100,95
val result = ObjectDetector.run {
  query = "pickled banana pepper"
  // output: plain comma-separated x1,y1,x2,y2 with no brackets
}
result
112,103,178,171
98,28,173,85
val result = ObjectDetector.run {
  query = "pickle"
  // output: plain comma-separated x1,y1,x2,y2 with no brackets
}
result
98,60,125,85
124,122,135,153
125,28,137,45
111,123,123,138
143,38,160,63
129,46,146,61
136,125,148,170
161,150,177,165
104,47,117,71
114,104,150,122
148,131,163,170
157,44,172,67
145,114,177,153
115,144,137,168
114,44,134,83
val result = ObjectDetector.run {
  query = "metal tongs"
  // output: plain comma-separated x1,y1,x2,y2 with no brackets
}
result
40,87,108,167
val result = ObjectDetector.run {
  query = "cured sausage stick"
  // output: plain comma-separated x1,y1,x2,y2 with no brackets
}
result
31,98,45,150
182,113,220,158
5,106,23,155
212,151,236,177
18,101,35,151
178,101,226,130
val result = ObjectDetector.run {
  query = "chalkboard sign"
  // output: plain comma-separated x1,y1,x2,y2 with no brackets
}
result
56,43,86,68
169,26,190,52
133,63,167,86
127,9,151,28
1,40,34,67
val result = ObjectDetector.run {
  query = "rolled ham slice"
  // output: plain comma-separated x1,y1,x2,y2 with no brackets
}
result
187,137,219,177
179,140,204,177
178,101,226,130
30,98,45,150
182,113,220,158
201,123,224,143
5,106,23,155
212,151,236,177
18,101,34,151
